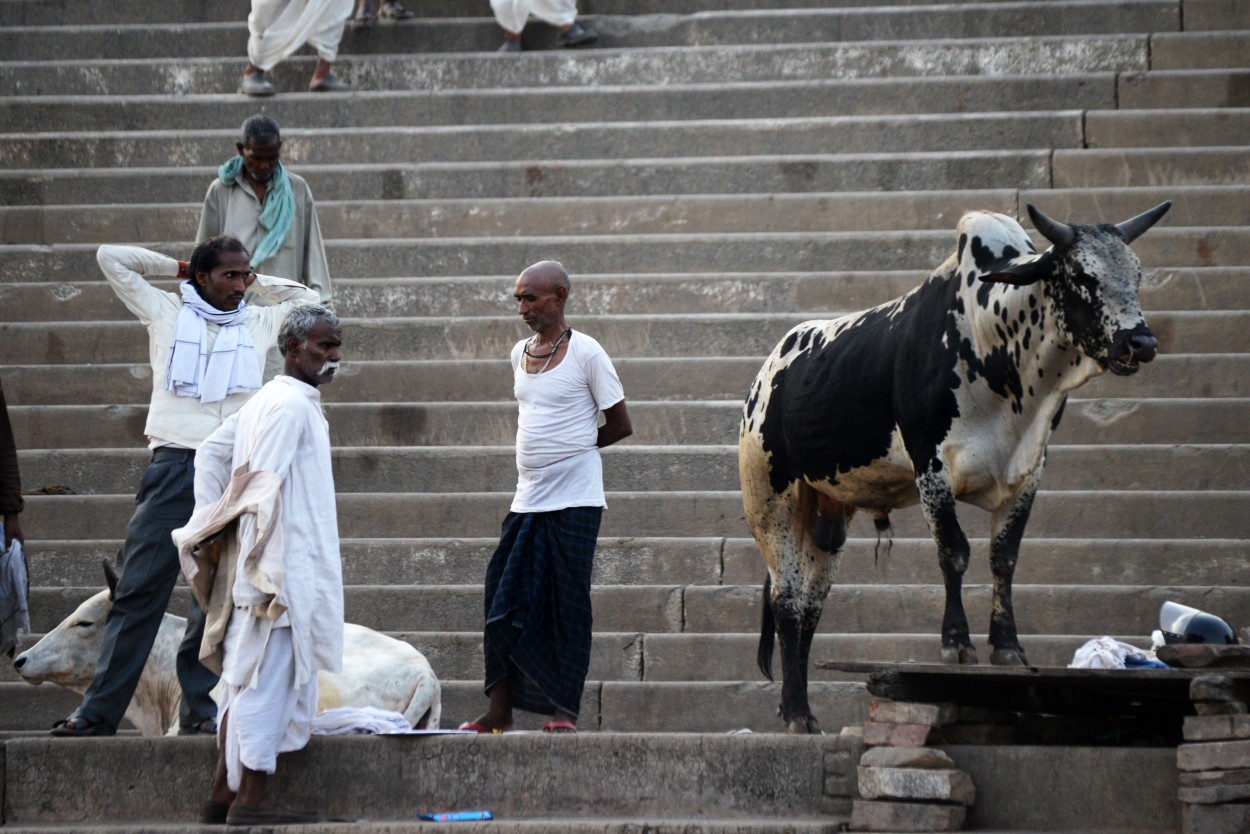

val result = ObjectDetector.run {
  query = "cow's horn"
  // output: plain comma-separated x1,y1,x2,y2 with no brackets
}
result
1115,200,1173,244
1026,203,1075,249
103,558,120,599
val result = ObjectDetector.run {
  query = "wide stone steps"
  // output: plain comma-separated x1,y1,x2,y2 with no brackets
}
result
25,581,1250,639
18,490,1250,541
3,226,1245,281
0,2,1183,61
0,35,1161,97
0,631,1170,686
7,310,1246,366
6,265,1245,321
24,537,1250,589
17,443,1248,495
2,263,1244,324
10,186,1248,246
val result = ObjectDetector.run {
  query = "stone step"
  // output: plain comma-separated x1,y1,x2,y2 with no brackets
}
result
17,443,1248,496
4,146,1239,210
9,185,1247,247
0,3,1181,60
5,264,1244,322
1054,146,1250,188
6,309,1244,366
0,35,1152,97
1087,108,1250,147
5,356,1247,409
0,0,1020,27
0,679,868,734
17,489,1250,542
1151,30,1250,68
0,630,1166,687
0,74,1114,139
2,226,1243,282
24,536,1250,590
0,734,1181,832
1120,68,1250,109
23,577,1250,637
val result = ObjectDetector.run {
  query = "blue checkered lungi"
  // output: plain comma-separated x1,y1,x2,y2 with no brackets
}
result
483,506,602,718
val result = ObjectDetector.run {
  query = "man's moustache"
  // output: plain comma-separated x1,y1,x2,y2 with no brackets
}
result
318,361,340,376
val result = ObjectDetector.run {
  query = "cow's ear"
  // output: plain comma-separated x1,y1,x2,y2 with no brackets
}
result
103,558,120,600
979,252,1054,287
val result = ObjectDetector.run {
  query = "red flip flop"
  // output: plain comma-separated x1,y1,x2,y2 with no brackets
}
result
458,721,501,734
542,720,577,733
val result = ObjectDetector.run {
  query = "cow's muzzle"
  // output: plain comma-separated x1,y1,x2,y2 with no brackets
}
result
1106,325,1158,375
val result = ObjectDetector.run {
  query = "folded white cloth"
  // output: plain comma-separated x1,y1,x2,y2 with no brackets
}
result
0,533,29,658
311,706,412,735
1069,636,1150,669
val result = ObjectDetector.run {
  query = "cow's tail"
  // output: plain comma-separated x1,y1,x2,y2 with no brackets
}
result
757,574,775,681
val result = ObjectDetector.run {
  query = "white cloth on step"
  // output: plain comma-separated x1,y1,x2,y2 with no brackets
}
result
311,706,412,735
490,0,576,33
1069,636,1150,670
247,0,354,70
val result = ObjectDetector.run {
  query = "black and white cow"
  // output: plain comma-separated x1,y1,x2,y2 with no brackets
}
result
739,202,1171,733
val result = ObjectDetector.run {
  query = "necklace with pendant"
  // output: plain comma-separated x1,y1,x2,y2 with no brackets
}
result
524,327,571,374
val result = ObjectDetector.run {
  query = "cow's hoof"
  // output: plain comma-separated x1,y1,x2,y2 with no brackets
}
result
990,647,1030,666
940,645,979,665
785,715,822,734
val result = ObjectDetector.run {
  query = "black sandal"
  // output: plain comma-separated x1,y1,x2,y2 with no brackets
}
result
50,716,115,737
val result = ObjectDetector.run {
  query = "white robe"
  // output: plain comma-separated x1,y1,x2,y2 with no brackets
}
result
490,0,576,34
192,375,344,784
248,0,354,71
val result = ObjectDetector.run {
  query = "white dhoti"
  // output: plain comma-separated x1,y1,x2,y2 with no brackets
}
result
247,0,355,71
218,625,318,792
490,0,576,34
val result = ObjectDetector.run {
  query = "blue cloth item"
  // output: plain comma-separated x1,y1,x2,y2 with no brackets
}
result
0,528,28,658
483,507,602,718
1124,656,1171,669
217,156,295,269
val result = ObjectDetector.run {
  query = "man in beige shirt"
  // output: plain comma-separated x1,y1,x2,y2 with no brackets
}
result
198,114,332,378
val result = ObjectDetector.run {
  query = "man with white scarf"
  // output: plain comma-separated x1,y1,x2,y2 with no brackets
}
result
181,305,344,826
50,237,319,738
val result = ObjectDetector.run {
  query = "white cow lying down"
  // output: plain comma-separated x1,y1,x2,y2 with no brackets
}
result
15,574,441,737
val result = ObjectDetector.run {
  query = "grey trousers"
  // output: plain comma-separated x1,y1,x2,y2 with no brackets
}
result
72,447,218,731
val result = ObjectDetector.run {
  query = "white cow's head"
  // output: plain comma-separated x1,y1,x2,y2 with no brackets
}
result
13,562,119,690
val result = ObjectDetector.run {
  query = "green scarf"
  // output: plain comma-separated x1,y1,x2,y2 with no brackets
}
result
218,156,295,270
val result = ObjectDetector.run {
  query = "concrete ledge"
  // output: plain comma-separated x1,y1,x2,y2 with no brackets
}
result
1,733,862,824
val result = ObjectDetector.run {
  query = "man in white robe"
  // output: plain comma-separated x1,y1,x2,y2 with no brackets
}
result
240,0,354,96
181,305,345,826
491,0,597,52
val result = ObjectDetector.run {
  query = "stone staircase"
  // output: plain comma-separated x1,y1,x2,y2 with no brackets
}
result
1,0,1248,830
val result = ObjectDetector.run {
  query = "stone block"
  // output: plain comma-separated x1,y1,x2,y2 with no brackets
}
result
1183,802,1250,834
1179,783,1250,804
1185,714,1250,742
1180,768,1250,788
869,700,956,727
850,799,967,832
858,766,975,806
1191,674,1249,708
1195,701,1249,716
862,720,931,748
825,772,856,797
860,747,954,770
1178,739,1250,772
